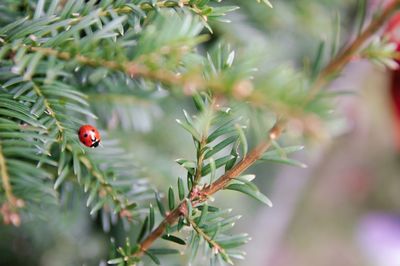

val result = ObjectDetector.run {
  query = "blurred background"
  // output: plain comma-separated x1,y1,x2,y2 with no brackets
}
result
1,0,400,265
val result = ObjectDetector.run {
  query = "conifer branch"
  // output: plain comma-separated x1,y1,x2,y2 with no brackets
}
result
0,142,16,205
187,218,232,264
1,1,399,263
32,83,64,134
27,46,196,86
193,137,207,187
15,77,137,220
132,3,400,258
29,47,122,70
65,145,135,220
136,206,182,255
27,46,303,119
60,0,192,17
199,120,285,198
0,141,23,227
192,109,213,187
134,119,284,257
308,0,400,100
70,147,107,184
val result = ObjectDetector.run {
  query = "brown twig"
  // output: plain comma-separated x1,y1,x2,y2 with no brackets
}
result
134,118,285,257
59,0,191,18
28,46,307,120
132,1,400,259
200,120,285,198
0,141,25,226
0,142,16,206
137,206,183,255
32,83,64,134
307,0,400,100
29,47,194,87
187,218,232,264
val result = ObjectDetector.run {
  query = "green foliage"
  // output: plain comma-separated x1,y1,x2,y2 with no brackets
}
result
0,0,397,265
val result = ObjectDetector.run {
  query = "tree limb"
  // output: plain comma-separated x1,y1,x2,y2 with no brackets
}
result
132,1,400,259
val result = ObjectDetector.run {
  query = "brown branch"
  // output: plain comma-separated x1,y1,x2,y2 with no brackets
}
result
29,46,194,87
0,141,24,226
134,118,285,257
308,0,400,100
137,205,183,255
65,145,133,219
0,142,16,205
32,83,64,135
193,107,215,187
187,218,222,251
193,138,207,186
29,46,304,120
200,120,285,198
30,47,123,70
187,218,233,264
132,2,400,259
60,0,191,19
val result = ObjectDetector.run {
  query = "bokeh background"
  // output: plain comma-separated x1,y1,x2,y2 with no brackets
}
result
1,0,400,265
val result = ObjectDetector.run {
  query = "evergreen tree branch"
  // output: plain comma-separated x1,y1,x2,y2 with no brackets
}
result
27,46,303,119
193,136,207,187
72,147,107,184
3,71,140,221
192,108,214,187
132,3,400,258
32,83,64,134
308,0,400,100
1,0,397,261
82,0,192,16
0,141,25,226
29,47,122,70
27,46,196,86
198,120,285,199
62,0,193,19
134,118,284,257
69,144,134,220
187,217,233,265
0,142,17,205
30,0,192,21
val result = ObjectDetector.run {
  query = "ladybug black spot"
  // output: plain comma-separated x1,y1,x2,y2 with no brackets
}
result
92,129,95,132
84,133,88,137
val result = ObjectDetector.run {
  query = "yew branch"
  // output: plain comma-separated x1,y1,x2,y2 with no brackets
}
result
132,1,400,259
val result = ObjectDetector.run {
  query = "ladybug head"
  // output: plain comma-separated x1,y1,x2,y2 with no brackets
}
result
91,139,100,148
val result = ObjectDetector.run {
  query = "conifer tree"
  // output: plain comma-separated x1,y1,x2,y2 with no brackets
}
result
0,0,399,265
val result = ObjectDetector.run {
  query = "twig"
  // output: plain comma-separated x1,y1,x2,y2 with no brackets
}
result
29,46,192,86
199,120,285,198
59,0,191,18
0,141,24,226
193,107,215,187
66,145,133,219
32,83,64,134
134,118,285,257
187,218,233,264
193,137,207,187
187,218,222,252
307,0,400,100
28,46,306,120
0,142,16,206
137,206,183,255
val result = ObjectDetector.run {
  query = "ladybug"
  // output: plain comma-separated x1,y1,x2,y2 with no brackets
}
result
78,125,101,148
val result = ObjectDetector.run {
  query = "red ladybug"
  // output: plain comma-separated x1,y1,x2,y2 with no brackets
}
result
78,125,101,148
